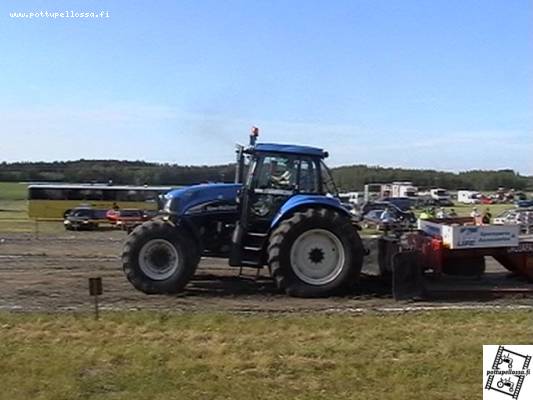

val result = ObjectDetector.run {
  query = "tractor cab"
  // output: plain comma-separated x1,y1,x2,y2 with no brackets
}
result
230,129,343,267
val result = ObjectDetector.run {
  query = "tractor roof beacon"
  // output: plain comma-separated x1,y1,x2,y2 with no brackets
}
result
122,128,364,297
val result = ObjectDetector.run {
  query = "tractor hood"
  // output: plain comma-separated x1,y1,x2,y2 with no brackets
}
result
163,183,241,216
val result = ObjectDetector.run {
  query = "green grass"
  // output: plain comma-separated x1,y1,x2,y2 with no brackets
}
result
442,203,513,218
0,182,29,229
0,310,531,400
0,182,27,200
0,182,65,233
0,199,26,215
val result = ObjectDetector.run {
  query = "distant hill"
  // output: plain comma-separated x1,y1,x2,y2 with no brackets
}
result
0,160,531,191
0,160,236,187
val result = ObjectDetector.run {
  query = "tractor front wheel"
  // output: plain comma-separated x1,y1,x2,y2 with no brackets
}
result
268,208,364,297
122,220,199,294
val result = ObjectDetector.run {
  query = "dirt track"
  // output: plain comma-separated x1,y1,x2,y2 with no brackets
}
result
1,231,532,313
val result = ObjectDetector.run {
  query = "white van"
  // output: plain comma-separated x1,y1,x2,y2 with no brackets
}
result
339,192,364,207
457,190,481,204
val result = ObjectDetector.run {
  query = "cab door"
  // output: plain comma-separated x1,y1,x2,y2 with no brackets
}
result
229,153,320,267
245,153,298,234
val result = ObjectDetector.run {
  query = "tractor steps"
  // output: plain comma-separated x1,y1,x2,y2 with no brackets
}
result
247,232,268,237
244,246,262,252
240,230,270,267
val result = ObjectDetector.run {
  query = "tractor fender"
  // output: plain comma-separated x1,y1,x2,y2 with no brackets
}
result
160,215,202,247
176,216,202,243
270,195,350,229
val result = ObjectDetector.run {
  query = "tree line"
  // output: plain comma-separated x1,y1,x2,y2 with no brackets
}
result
332,165,531,191
0,160,530,191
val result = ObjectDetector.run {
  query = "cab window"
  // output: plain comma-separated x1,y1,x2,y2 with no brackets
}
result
320,161,338,196
254,155,297,190
298,159,319,193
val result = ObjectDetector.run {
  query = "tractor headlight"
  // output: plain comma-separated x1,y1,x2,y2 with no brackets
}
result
163,198,179,214
163,199,172,213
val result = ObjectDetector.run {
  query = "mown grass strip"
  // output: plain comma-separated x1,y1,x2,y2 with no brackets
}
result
0,182,27,201
0,310,531,400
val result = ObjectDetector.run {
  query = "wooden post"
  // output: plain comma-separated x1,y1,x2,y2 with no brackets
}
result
88,277,103,320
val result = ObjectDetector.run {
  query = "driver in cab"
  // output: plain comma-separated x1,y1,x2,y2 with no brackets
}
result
270,159,296,189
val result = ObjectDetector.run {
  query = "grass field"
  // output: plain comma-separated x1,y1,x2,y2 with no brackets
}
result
0,195,65,234
0,182,65,233
0,181,27,200
0,182,37,232
1,310,531,400
443,203,512,218
0,182,27,219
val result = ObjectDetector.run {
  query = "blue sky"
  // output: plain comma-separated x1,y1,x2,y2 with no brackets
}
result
0,0,531,173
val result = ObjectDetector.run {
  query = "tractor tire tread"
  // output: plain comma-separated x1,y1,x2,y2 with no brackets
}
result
268,207,364,298
122,220,200,294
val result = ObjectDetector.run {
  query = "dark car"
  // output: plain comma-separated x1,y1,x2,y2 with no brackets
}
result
362,209,387,229
381,197,415,211
436,198,454,207
340,202,361,219
360,201,391,216
361,203,416,230
415,197,453,208
64,207,108,230
516,199,533,208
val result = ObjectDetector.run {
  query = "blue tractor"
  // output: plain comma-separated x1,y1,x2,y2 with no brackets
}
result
122,129,364,297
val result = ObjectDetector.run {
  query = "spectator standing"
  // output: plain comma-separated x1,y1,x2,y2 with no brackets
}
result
482,208,492,224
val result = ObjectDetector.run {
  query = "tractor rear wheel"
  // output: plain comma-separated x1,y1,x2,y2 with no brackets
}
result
268,208,364,297
122,220,199,294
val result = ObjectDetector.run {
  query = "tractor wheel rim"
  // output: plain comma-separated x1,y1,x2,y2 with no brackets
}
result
290,228,345,285
139,239,180,280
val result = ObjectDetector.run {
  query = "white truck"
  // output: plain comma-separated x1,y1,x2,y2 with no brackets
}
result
458,190,481,204
364,184,384,203
364,182,417,202
338,192,364,207
391,182,418,198
430,188,451,202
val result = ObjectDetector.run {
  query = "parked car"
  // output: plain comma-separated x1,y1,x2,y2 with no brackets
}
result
360,201,391,217
64,207,108,230
341,202,360,219
515,192,528,201
516,199,533,208
362,209,386,229
493,208,533,234
106,209,151,231
380,197,415,211
361,204,416,230
414,196,453,208
479,195,493,205
437,198,454,206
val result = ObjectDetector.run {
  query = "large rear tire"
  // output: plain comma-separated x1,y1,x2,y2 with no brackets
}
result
268,208,364,297
122,220,199,294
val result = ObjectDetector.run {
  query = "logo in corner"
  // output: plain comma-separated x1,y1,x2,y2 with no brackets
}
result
484,345,532,399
